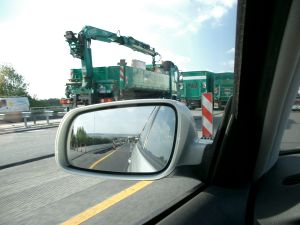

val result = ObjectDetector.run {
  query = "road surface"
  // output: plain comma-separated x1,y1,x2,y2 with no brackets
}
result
70,143,132,172
0,157,201,225
1,111,299,224
0,128,56,168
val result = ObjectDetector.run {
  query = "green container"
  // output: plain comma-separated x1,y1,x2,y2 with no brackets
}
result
67,65,178,100
93,66,119,94
70,69,82,81
107,66,121,80
125,66,171,92
181,71,214,100
213,72,234,104
93,67,108,82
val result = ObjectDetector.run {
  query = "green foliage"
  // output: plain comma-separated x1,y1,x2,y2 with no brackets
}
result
71,126,112,148
76,127,88,144
0,65,29,97
93,137,112,145
28,95,60,107
0,64,61,108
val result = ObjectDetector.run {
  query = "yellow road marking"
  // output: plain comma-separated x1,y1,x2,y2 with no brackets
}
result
61,180,153,225
89,150,116,169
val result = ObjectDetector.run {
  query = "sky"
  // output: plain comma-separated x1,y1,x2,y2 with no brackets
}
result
73,106,155,134
0,0,237,99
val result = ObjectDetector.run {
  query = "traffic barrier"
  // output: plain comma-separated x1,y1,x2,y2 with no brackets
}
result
202,93,213,139
21,112,31,128
0,110,65,128
30,110,53,125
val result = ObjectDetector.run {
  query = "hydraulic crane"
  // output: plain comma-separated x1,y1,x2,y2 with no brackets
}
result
62,25,179,108
64,25,161,89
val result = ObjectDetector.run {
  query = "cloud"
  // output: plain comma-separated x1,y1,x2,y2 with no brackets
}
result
176,0,237,36
219,0,236,8
221,59,234,71
211,5,227,18
196,0,236,8
226,47,235,54
159,49,191,71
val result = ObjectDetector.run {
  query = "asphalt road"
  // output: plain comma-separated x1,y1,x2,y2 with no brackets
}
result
71,144,132,172
1,111,299,225
281,111,300,150
0,128,57,168
0,157,201,225
0,111,215,225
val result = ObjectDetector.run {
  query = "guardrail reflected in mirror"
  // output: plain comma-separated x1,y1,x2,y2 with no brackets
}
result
67,105,176,173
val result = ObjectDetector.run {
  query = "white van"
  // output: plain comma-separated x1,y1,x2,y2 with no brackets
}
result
0,97,29,112
0,97,30,122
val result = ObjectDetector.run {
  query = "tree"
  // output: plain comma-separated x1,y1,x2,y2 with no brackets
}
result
0,65,29,96
76,127,88,146
28,95,60,107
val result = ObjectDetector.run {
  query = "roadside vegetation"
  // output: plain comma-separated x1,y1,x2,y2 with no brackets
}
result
0,64,60,107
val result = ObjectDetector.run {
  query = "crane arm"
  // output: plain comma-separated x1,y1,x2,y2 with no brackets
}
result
64,25,160,89
65,25,160,60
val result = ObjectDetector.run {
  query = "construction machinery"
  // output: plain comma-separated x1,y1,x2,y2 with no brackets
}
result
61,25,179,108
179,71,234,109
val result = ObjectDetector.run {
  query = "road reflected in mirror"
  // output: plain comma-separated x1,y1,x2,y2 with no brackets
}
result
67,105,176,173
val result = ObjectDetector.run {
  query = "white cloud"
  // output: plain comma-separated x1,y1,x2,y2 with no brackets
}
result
219,0,236,8
222,59,234,71
211,5,227,19
196,14,210,23
175,0,237,36
159,49,191,71
226,47,235,54
195,0,236,8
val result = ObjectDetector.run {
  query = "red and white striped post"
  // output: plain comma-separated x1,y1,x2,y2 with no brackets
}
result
201,93,213,139
120,66,125,82
119,66,125,98
119,66,128,84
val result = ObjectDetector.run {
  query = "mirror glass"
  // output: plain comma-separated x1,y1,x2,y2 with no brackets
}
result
67,105,176,173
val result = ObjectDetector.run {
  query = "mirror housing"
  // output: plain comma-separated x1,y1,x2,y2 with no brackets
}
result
55,99,208,180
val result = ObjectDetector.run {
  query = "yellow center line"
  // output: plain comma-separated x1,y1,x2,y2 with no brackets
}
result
89,150,116,169
61,180,153,225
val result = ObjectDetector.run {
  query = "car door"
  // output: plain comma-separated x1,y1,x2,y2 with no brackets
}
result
54,0,300,225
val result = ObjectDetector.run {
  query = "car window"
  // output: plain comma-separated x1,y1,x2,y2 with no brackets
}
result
142,106,176,169
280,87,300,150
0,0,237,224
138,106,159,149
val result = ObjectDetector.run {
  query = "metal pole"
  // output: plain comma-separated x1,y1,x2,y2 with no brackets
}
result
169,70,172,99
24,117,28,128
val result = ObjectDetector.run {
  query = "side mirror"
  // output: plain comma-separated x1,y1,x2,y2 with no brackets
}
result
55,99,207,180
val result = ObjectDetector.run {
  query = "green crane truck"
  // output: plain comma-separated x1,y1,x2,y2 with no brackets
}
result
61,26,179,108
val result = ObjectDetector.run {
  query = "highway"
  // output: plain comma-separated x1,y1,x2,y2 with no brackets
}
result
281,111,300,150
0,128,56,168
70,143,132,172
0,157,201,225
0,111,299,225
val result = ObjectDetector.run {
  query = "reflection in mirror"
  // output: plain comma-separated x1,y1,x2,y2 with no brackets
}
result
67,105,176,173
